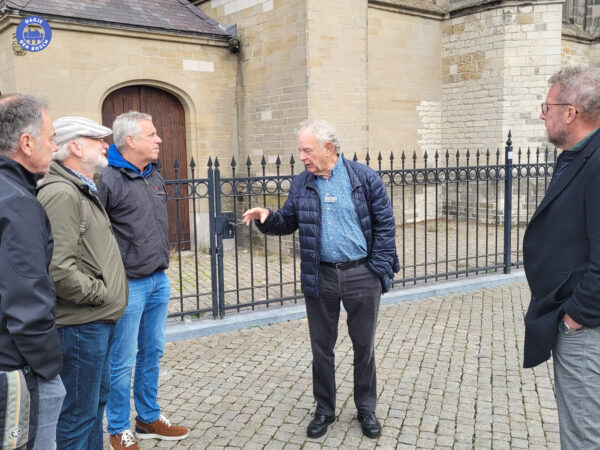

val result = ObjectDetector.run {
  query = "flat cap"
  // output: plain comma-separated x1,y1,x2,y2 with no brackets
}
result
53,116,112,147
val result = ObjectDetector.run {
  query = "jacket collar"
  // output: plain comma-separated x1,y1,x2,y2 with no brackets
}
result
530,127,600,224
305,155,362,190
107,144,153,178
0,154,40,195
341,156,362,189
41,161,91,191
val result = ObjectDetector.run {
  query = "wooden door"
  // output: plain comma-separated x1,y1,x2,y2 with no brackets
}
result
102,86,190,249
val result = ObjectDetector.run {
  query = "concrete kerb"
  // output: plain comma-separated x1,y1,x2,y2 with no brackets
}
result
166,269,527,342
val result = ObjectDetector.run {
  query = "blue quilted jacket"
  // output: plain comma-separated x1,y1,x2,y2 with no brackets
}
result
257,156,399,298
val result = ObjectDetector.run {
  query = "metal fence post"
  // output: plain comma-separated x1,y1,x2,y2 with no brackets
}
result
503,131,513,274
207,158,219,319
214,158,226,319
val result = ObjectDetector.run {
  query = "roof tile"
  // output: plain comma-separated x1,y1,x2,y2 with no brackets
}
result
5,0,231,37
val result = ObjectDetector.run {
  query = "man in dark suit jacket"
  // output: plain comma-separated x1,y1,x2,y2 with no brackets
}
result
523,66,600,449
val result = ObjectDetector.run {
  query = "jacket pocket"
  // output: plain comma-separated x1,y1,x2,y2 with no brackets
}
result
77,257,103,280
533,271,577,318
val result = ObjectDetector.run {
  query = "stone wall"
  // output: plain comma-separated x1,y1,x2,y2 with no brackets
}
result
306,0,369,159
0,25,17,93
562,37,592,66
368,5,442,156
441,1,563,156
199,0,309,172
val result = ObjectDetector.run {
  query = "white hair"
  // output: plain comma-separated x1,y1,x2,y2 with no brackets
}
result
296,119,341,153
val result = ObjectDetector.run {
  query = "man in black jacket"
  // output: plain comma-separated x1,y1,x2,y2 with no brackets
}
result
0,93,64,450
523,67,600,449
98,111,188,450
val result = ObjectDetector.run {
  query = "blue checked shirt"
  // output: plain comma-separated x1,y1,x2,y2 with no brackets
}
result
64,165,99,194
316,156,367,263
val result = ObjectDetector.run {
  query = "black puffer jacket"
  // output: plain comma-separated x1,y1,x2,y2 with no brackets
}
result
257,156,399,297
0,156,62,379
97,146,169,279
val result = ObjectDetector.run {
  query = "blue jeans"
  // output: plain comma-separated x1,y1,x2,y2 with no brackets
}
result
553,326,600,450
56,322,116,450
33,375,65,450
106,271,170,435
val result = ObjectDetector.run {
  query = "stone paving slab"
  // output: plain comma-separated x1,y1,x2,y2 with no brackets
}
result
104,281,559,449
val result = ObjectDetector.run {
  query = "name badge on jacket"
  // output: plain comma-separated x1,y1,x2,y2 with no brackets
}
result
324,196,338,203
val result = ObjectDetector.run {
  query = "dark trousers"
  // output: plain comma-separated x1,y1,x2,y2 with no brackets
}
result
305,263,381,416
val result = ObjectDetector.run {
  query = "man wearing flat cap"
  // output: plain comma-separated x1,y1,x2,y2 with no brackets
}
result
37,117,128,450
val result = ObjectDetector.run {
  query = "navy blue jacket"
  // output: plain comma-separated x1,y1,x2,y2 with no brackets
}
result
0,156,62,379
257,156,399,298
523,127,600,368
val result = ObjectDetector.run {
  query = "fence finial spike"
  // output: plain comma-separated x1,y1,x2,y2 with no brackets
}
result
190,157,196,169
246,156,252,168
207,156,213,168
506,130,512,147
214,157,220,168
231,156,237,168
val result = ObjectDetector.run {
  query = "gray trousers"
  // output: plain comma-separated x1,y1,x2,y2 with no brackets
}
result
305,263,381,416
552,327,600,450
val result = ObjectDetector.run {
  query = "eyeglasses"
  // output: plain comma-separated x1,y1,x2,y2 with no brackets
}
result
541,103,578,115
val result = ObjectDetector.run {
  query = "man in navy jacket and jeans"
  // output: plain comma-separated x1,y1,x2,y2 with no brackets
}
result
98,111,188,450
243,119,399,439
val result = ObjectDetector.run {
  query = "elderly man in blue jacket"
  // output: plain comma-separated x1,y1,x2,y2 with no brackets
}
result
243,119,399,439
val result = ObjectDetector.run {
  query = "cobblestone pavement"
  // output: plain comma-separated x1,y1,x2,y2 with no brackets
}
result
104,281,559,449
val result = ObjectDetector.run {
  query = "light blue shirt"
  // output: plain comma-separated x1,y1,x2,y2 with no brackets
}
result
316,156,367,263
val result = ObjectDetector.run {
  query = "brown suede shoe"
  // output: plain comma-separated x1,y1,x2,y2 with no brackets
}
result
110,430,140,449
135,415,189,440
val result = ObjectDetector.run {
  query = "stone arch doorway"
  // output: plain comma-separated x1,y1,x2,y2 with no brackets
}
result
101,85,190,249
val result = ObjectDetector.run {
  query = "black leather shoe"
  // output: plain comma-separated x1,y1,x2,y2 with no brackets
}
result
307,412,335,438
357,411,381,438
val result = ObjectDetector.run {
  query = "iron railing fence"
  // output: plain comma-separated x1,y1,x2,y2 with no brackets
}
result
163,134,557,320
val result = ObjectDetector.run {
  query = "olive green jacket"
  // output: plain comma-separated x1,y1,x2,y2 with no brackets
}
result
37,162,128,326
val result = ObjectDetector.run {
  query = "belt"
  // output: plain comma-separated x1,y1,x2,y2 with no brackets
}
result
320,257,368,270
